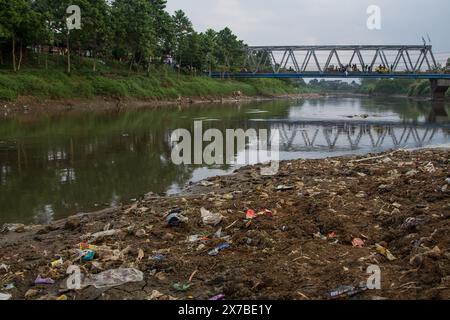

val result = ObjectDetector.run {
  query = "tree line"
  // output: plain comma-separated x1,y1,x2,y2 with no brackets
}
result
0,0,247,73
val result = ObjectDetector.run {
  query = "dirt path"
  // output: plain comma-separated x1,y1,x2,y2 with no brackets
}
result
0,148,449,300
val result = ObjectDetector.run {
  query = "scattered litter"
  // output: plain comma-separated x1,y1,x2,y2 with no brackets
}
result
0,293,12,300
276,185,294,191
423,162,436,173
84,268,144,289
327,232,337,239
151,253,165,262
375,244,397,261
0,223,26,233
187,235,209,243
246,209,256,219
258,209,273,217
34,275,55,285
0,264,9,272
25,289,39,299
209,294,225,300
352,238,365,247
225,220,238,230
57,295,68,301
200,207,223,226
208,243,231,256
401,217,425,230
200,181,214,187
214,227,223,238
2,283,15,290
51,257,64,268
79,243,97,250
313,232,327,241
188,270,198,283
327,283,367,300
149,290,177,300
88,229,122,242
167,209,188,227
81,250,95,261
137,249,145,261
173,283,191,292
222,193,234,200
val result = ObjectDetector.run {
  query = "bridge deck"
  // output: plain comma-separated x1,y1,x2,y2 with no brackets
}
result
210,72,450,79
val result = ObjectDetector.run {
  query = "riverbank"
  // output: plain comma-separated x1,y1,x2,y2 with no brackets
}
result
0,93,323,119
0,148,448,300
0,69,321,117
0,70,303,102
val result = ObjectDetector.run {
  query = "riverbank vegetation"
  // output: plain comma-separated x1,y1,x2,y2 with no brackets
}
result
0,0,304,101
360,78,450,98
359,58,450,98
0,68,303,101
0,0,248,73
0,1,448,102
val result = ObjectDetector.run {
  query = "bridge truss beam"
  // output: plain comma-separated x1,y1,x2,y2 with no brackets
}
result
244,45,438,74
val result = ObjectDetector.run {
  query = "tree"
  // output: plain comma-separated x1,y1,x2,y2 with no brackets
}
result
111,0,157,70
34,0,77,73
215,27,245,71
200,29,218,72
0,0,46,71
172,10,193,69
74,0,111,71
149,0,175,59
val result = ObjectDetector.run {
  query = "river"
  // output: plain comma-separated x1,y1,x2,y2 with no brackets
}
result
0,97,449,224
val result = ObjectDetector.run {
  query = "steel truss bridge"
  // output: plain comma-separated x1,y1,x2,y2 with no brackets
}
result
262,122,449,151
210,45,450,97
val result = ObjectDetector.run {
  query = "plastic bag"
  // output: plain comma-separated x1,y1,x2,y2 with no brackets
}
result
84,268,144,289
0,293,12,300
200,208,223,226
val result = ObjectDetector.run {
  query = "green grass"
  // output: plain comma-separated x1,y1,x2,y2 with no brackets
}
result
0,53,302,101
0,69,301,102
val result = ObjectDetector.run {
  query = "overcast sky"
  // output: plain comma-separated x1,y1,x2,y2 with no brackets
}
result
166,0,450,63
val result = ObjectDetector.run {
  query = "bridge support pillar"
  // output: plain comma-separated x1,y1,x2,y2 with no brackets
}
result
430,79,450,100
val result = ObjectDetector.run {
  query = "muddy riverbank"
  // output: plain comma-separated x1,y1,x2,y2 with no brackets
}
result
0,148,449,300
0,93,324,119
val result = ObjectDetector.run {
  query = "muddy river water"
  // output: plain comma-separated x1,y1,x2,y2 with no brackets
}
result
0,97,449,224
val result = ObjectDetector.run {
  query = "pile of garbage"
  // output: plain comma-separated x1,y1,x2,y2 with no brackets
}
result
0,149,449,300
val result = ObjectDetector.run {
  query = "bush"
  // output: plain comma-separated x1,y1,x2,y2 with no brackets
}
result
0,88,17,101
91,76,127,96
408,80,431,97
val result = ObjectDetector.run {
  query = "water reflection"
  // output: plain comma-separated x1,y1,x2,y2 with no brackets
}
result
0,97,448,224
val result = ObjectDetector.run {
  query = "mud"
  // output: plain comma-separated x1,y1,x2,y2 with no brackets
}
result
0,148,449,300
0,93,323,119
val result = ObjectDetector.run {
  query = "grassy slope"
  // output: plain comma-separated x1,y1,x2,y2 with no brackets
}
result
0,69,303,102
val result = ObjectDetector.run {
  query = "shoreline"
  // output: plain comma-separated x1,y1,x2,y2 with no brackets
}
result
0,93,324,119
0,148,448,300
1,91,442,120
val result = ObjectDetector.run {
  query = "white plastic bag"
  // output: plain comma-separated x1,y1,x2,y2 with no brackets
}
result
84,268,144,289
200,208,223,226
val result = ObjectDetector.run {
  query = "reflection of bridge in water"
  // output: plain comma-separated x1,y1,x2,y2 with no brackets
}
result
254,121,450,151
